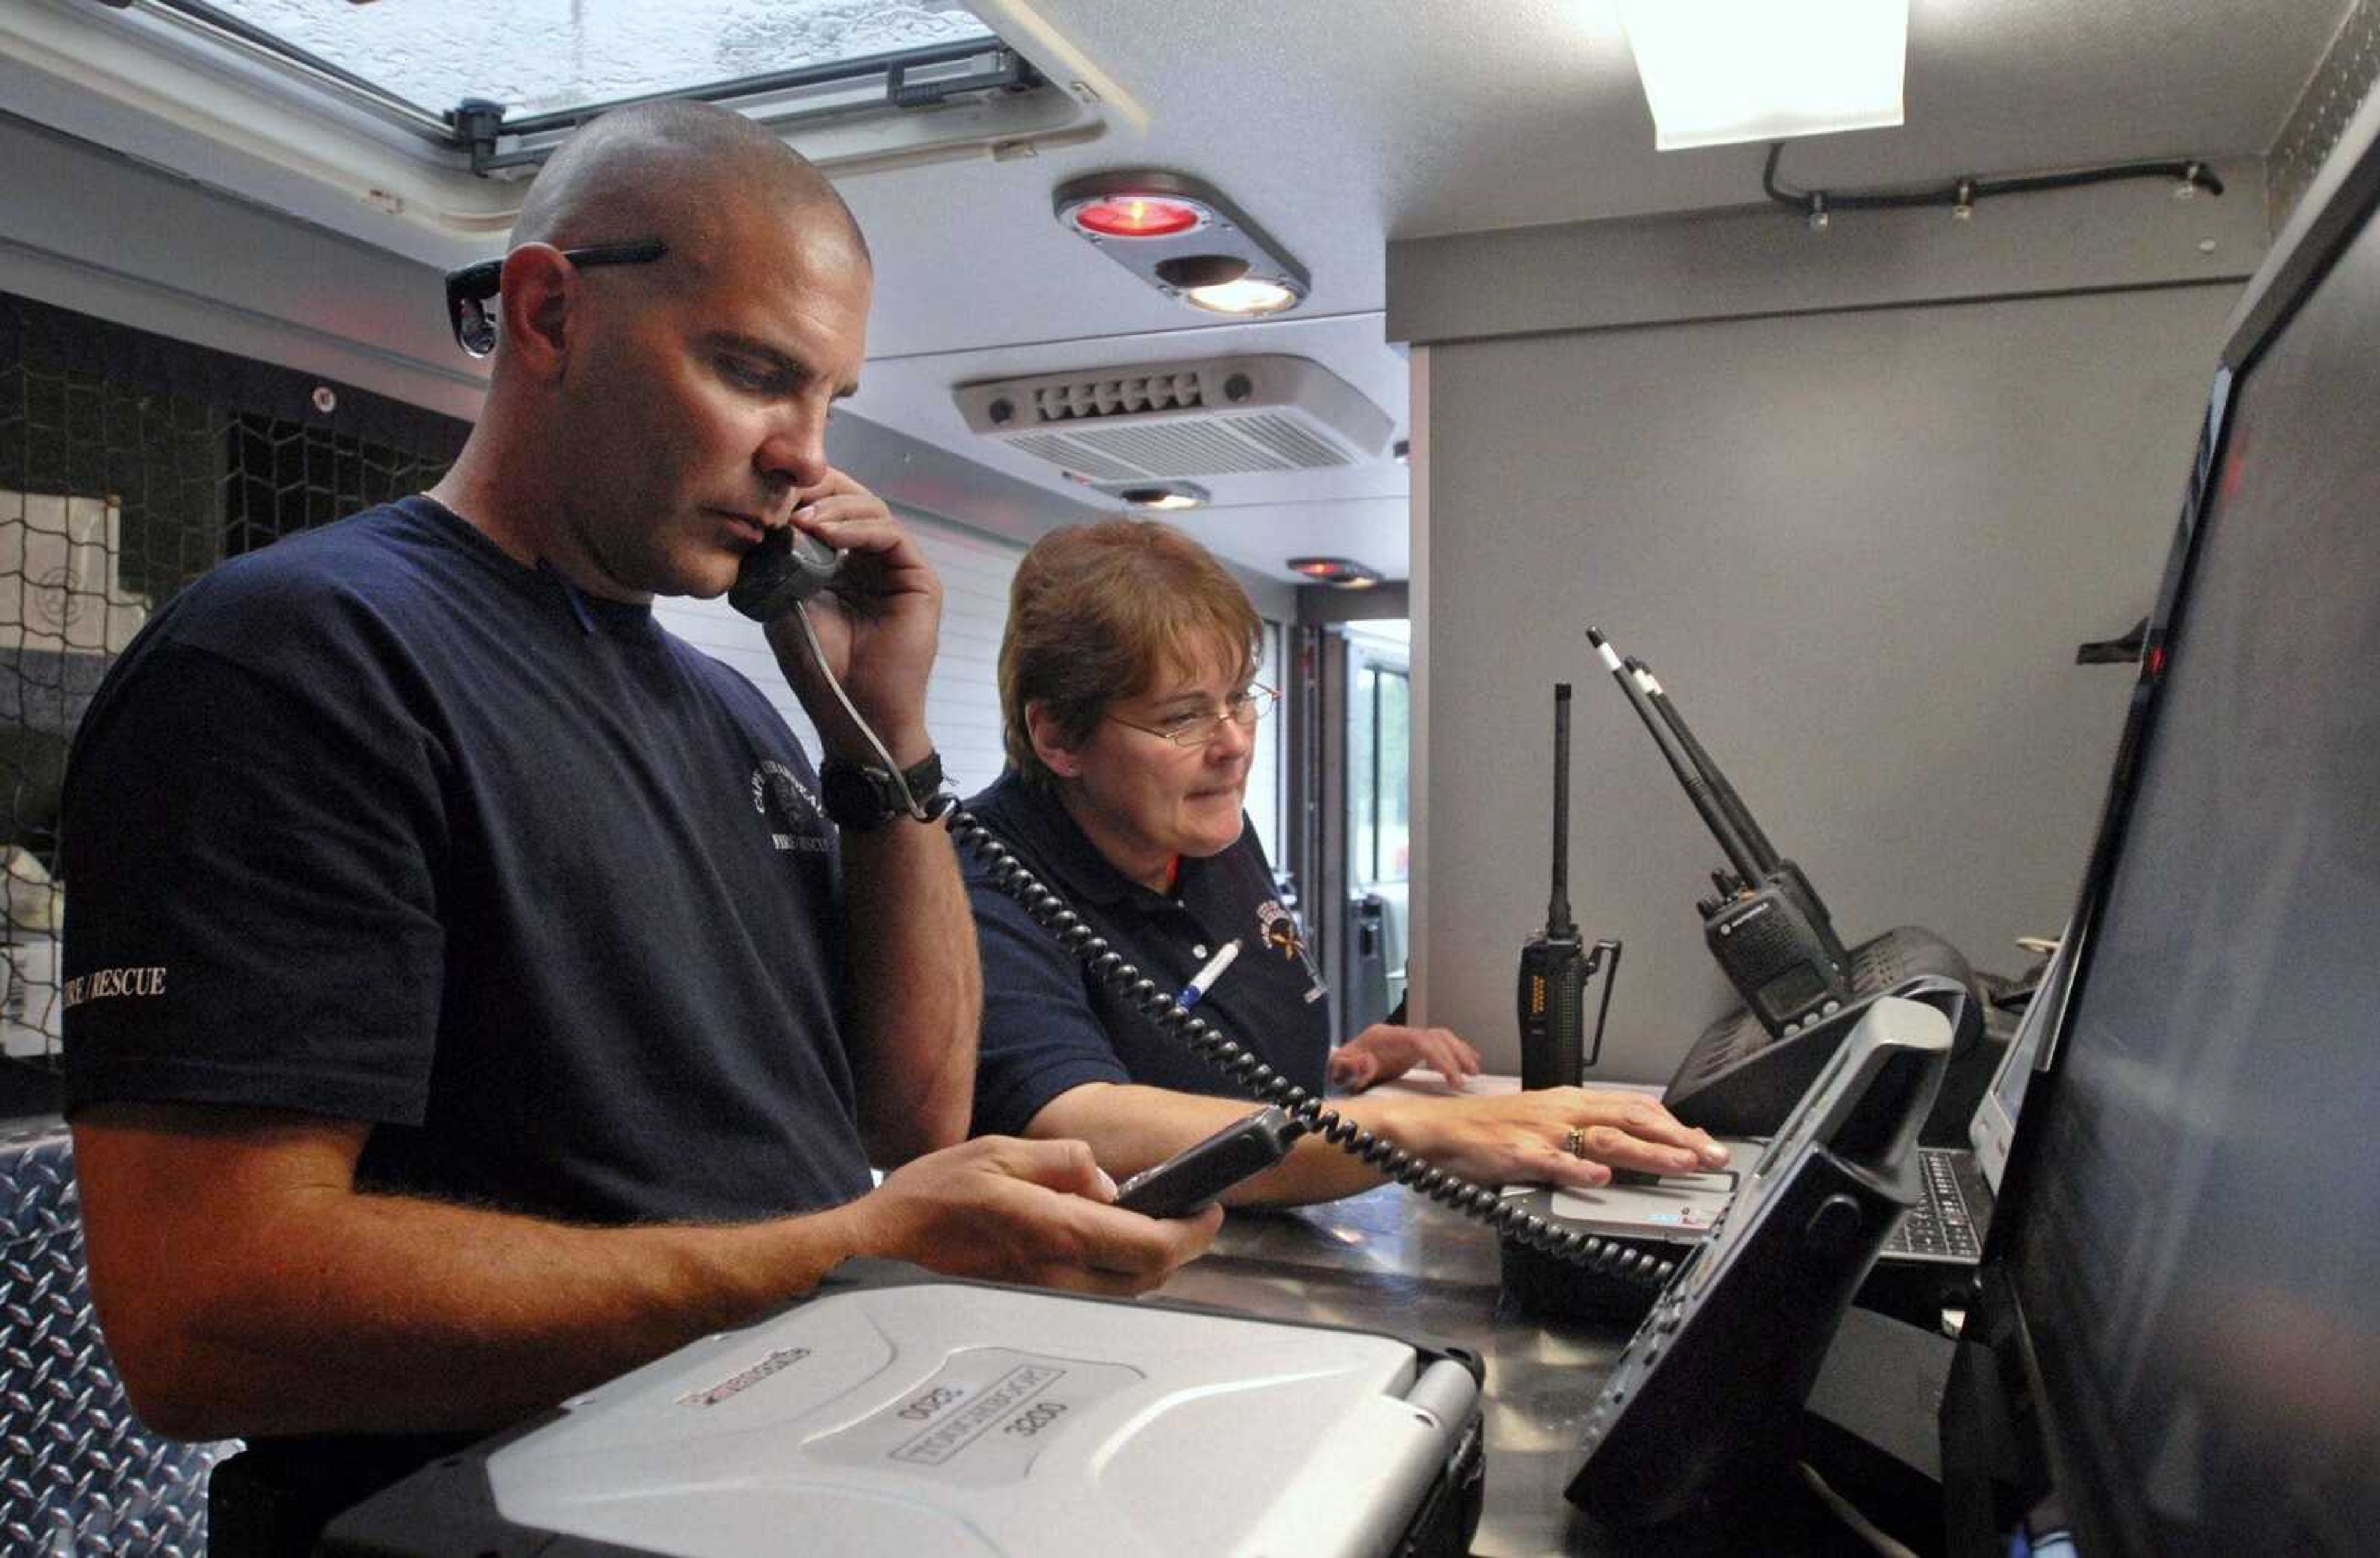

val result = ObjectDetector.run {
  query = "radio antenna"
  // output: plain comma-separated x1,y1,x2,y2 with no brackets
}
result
1548,683,1576,936
1587,628,1764,885
1626,655,1781,876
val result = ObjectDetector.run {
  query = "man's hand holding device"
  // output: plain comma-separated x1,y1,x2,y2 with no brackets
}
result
835,1135,1222,1298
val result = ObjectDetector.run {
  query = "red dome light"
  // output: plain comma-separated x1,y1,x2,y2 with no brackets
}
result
1070,195,1206,239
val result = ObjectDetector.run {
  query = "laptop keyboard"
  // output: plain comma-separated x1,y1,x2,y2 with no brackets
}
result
1880,1148,1982,1261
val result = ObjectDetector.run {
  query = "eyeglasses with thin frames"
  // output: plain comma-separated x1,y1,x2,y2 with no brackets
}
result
443,239,670,358
1106,684,1280,748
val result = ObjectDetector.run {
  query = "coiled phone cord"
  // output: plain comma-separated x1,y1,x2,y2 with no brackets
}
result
782,598,1669,1285
946,809,1675,1286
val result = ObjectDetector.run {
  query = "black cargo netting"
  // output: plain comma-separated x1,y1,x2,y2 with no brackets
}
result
0,291,469,1083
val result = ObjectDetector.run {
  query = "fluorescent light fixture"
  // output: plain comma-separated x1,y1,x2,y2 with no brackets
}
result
1620,0,1907,152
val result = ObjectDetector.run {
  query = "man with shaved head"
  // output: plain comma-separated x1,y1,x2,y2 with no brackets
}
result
59,100,1214,1547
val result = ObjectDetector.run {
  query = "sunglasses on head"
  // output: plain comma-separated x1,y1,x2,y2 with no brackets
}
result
442,239,669,358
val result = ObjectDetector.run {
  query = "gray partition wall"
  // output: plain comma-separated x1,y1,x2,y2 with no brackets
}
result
1395,174,2263,1082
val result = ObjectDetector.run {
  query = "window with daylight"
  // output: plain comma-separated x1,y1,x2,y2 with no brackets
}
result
1346,621,1411,888
175,0,1000,125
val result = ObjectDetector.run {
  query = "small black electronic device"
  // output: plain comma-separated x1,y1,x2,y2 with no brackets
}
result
1565,993,1952,1529
1114,1105,1303,1218
1515,683,1621,1089
1702,885,1849,1033
727,524,844,622
1586,628,1853,1035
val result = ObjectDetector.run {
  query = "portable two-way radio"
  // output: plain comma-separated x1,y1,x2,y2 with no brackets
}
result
1516,683,1621,1089
1587,629,1848,1036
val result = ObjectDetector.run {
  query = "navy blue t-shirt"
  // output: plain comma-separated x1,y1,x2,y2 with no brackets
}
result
962,769,1331,1136
61,497,871,1224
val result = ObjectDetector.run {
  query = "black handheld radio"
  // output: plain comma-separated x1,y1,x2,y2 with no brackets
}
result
1517,683,1622,1089
1587,629,1849,1037
1625,653,1848,973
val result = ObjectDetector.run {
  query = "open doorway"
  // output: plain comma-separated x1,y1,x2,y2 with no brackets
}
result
1343,620,1410,1032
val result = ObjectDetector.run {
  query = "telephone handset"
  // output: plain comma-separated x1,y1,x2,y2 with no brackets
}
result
731,525,946,823
728,524,845,622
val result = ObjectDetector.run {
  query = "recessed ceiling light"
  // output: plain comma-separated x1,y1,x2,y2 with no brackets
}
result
1054,169,1310,316
1107,480,1211,511
1287,556,1383,588
1183,276,1303,316
1620,0,1907,152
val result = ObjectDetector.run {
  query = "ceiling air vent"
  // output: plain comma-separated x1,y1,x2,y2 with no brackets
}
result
954,355,1393,482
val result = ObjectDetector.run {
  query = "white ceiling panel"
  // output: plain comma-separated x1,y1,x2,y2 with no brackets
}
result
823,0,2350,584
12,0,2356,587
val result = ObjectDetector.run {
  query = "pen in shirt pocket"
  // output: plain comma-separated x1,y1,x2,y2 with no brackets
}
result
1178,939,1242,1009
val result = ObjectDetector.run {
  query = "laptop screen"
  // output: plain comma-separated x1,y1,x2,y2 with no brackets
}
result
1966,926,2069,1195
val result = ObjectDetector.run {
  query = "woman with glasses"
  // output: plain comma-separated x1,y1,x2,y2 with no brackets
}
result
965,520,1727,1206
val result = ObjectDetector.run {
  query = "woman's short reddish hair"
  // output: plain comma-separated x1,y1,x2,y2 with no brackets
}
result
1000,519,1262,786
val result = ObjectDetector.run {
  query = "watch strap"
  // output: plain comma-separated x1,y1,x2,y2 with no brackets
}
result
820,750,948,831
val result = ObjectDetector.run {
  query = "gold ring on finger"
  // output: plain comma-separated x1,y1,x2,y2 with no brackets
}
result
1562,1126,1589,1159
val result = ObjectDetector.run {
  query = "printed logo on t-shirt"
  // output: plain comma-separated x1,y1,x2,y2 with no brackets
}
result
61,965,169,1010
751,760,831,854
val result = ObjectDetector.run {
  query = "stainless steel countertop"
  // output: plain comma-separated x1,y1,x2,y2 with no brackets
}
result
1152,1184,1639,1557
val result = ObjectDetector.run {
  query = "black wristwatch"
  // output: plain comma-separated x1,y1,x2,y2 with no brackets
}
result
818,750,950,831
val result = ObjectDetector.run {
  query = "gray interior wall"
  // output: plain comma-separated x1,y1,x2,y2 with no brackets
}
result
1417,282,2241,1082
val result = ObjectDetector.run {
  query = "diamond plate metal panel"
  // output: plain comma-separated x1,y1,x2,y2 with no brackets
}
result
2,1119,234,1556
2269,0,2380,234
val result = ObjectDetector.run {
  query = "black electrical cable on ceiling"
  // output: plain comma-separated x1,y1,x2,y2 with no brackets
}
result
1762,142,2224,217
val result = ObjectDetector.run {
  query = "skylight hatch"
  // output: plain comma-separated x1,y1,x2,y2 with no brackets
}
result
181,0,998,123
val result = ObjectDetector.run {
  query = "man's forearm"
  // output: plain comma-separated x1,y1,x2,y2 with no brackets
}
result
838,808,980,1162
99,1183,861,1441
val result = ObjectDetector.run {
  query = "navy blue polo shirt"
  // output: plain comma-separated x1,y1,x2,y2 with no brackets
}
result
61,497,872,1225
962,769,1330,1135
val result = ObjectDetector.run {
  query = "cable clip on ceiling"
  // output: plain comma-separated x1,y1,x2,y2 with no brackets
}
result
1766,144,2223,232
